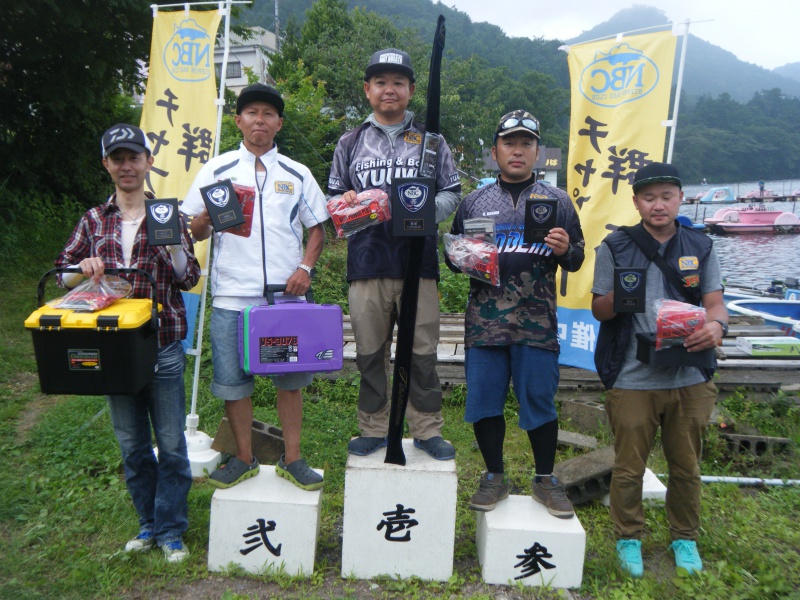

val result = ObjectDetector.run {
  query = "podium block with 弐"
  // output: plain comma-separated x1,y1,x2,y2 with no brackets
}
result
341,438,457,581
476,495,586,588
208,466,323,576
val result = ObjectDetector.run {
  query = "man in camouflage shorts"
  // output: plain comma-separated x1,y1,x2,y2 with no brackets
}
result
447,110,585,516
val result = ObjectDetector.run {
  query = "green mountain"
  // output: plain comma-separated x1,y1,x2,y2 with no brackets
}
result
241,1,800,102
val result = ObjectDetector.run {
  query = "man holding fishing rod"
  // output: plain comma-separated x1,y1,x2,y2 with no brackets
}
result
327,47,461,460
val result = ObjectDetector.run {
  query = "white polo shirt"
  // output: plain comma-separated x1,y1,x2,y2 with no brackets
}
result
182,143,328,310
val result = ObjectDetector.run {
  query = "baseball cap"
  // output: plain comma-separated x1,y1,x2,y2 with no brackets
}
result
236,83,285,116
364,48,415,83
632,162,682,193
101,124,152,158
494,110,540,142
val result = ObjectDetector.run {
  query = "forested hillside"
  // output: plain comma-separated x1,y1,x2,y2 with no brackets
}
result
242,0,799,183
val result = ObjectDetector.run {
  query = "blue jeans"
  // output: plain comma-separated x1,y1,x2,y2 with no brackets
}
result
107,341,192,545
210,308,312,401
464,345,559,430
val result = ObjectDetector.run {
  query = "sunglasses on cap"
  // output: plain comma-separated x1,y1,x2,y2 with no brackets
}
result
498,117,539,134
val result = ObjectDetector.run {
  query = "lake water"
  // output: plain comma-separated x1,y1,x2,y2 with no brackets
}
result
676,179,800,289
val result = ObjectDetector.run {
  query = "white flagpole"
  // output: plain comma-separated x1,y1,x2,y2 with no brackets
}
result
666,19,690,163
183,0,236,477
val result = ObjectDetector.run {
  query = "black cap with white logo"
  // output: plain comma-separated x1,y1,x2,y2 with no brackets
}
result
364,48,415,83
101,124,152,158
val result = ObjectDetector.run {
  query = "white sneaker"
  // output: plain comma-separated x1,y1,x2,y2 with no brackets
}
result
124,531,155,552
162,539,189,563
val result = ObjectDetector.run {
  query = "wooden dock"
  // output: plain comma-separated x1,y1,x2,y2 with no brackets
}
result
339,314,800,392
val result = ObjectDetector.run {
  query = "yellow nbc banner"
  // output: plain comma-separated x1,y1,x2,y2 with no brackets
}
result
140,8,222,350
557,30,677,369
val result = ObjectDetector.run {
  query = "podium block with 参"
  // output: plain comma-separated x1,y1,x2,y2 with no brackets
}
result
208,466,323,576
341,438,457,581
476,495,586,588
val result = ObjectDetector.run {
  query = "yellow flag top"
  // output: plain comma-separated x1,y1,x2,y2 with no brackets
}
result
139,9,222,346
556,30,677,369
140,9,222,199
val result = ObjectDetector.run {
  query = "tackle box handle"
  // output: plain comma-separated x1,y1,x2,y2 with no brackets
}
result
265,283,314,306
38,267,159,330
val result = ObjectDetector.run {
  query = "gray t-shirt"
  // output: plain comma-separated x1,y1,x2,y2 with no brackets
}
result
592,240,722,390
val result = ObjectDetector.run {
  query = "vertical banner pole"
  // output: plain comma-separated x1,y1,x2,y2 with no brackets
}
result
667,20,690,163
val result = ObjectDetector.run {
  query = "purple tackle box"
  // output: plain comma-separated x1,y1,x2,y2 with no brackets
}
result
238,287,343,375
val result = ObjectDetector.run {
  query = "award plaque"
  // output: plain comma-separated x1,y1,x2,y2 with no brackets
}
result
391,177,436,237
614,267,647,313
523,198,558,243
199,179,245,231
144,198,181,246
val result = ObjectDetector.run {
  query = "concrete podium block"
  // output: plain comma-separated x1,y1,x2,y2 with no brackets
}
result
208,465,323,576
341,438,457,581
476,495,585,588
601,468,667,506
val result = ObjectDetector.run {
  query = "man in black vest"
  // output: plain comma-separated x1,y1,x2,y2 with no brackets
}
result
591,162,728,578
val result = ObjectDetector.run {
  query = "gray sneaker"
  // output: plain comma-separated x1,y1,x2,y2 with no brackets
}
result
532,475,574,519
469,472,509,511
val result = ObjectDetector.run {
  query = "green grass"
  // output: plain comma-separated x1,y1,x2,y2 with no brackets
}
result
2,216,800,599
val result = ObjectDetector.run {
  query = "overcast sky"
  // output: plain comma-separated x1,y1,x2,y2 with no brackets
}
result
447,0,799,71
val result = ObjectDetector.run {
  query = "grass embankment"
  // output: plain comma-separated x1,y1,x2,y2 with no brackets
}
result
1,216,799,599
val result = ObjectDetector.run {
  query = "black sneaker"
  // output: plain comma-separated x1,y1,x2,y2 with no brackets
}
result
276,454,324,491
469,472,509,511
347,436,387,456
208,456,259,488
413,436,455,460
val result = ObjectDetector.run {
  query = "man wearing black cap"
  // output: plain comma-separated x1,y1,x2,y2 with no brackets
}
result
591,162,728,578
183,84,329,491
447,110,584,517
327,49,462,460
55,123,202,562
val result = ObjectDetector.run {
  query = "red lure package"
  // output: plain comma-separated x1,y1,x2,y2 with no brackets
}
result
443,233,500,287
47,275,132,312
655,299,706,350
327,189,391,238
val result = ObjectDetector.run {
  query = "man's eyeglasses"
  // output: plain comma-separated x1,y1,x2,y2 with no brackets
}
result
498,117,539,133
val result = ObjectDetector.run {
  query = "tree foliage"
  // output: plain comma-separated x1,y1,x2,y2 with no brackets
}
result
264,0,570,182
673,89,800,182
0,1,153,203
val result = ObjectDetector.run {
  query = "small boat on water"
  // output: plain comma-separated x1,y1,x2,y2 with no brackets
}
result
723,278,799,302
703,205,800,234
726,298,800,335
675,214,707,231
697,186,736,204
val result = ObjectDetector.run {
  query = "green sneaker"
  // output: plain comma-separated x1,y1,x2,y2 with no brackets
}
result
671,539,703,575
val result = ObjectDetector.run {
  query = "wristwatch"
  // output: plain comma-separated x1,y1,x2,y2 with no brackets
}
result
713,319,729,336
297,263,316,278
